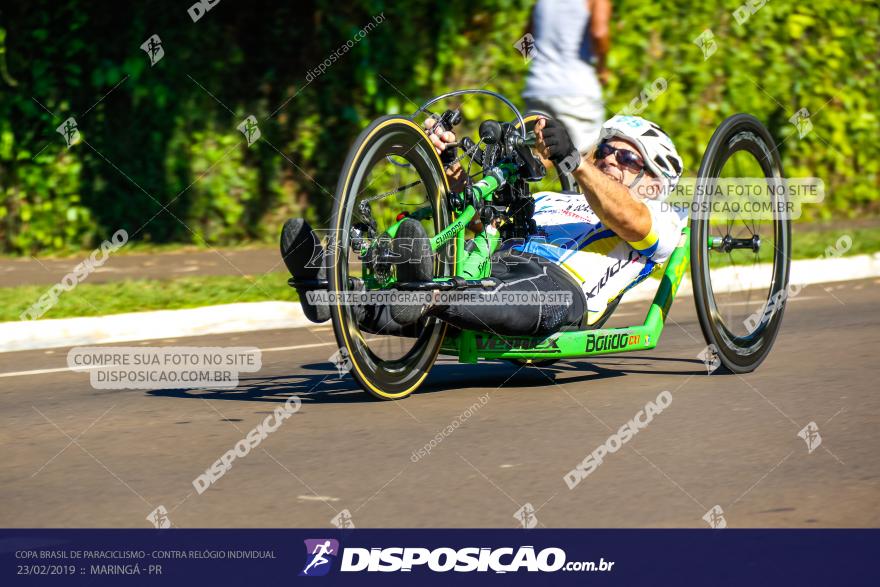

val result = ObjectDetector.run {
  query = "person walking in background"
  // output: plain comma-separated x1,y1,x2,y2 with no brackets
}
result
523,0,611,154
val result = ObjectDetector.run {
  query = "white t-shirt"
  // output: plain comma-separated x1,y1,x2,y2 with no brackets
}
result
522,0,602,100
511,191,687,325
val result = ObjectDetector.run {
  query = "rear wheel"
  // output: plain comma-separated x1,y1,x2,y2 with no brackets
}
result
691,114,791,373
328,116,453,399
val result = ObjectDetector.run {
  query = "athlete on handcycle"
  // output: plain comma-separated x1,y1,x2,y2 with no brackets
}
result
281,114,684,337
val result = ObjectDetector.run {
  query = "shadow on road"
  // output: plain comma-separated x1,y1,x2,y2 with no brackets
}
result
562,356,710,377
147,355,705,405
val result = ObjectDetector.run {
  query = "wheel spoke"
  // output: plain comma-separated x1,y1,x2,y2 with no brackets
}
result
362,179,425,204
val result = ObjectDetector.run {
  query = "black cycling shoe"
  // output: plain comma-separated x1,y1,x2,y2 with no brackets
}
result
280,218,330,324
389,218,434,326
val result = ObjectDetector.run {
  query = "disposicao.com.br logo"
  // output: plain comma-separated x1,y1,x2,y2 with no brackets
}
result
303,542,614,574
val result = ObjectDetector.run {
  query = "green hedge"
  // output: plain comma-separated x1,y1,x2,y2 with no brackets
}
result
0,0,876,254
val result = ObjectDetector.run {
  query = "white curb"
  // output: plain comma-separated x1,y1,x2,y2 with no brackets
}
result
620,252,880,303
1,253,878,353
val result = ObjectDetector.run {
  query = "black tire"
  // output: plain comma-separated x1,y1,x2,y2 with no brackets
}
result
691,114,791,373
328,116,452,399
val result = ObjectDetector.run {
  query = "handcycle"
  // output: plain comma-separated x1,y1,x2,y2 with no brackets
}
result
293,89,791,400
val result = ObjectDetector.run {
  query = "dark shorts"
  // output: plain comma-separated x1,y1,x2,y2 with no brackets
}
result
359,251,586,337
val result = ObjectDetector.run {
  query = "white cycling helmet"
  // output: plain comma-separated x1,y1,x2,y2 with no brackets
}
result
599,115,683,199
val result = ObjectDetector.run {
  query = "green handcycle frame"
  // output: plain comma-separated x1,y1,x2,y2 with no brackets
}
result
322,100,788,399
379,163,691,365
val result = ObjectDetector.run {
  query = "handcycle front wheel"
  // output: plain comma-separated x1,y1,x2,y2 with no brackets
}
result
691,113,792,373
328,116,453,400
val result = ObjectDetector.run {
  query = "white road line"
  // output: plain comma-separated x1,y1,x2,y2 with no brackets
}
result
0,364,109,378
258,341,338,353
296,495,341,502
0,336,392,380
0,340,340,379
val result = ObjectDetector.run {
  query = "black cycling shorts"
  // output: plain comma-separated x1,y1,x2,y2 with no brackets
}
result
358,251,585,337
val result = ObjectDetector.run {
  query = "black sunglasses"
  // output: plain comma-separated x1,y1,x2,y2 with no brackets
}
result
595,142,645,174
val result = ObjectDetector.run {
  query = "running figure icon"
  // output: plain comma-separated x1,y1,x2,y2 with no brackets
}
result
301,539,338,576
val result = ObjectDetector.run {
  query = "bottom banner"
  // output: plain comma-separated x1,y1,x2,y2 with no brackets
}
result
4,529,878,585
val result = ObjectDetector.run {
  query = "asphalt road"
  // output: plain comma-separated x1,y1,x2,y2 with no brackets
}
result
2,277,878,528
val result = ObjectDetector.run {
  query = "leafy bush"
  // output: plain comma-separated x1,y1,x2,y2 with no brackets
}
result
0,0,876,254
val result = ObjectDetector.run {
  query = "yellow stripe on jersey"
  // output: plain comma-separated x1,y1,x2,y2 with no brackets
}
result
627,228,659,256
560,261,586,283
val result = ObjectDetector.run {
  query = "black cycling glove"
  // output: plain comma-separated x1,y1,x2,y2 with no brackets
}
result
541,118,581,174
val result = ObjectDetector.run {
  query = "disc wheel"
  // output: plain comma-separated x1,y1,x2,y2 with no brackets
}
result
691,113,791,373
328,116,453,399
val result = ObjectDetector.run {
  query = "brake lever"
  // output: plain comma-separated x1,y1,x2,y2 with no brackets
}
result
510,134,545,182
435,108,462,133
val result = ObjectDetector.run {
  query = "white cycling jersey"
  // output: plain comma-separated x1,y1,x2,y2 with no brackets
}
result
511,191,687,325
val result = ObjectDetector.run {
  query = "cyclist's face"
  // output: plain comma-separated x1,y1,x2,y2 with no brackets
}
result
595,139,661,198
595,139,642,183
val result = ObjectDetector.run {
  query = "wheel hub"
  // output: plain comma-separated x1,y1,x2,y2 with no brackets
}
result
709,234,761,253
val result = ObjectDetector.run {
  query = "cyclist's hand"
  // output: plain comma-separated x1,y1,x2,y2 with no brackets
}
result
425,117,455,154
535,117,582,173
424,117,464,182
